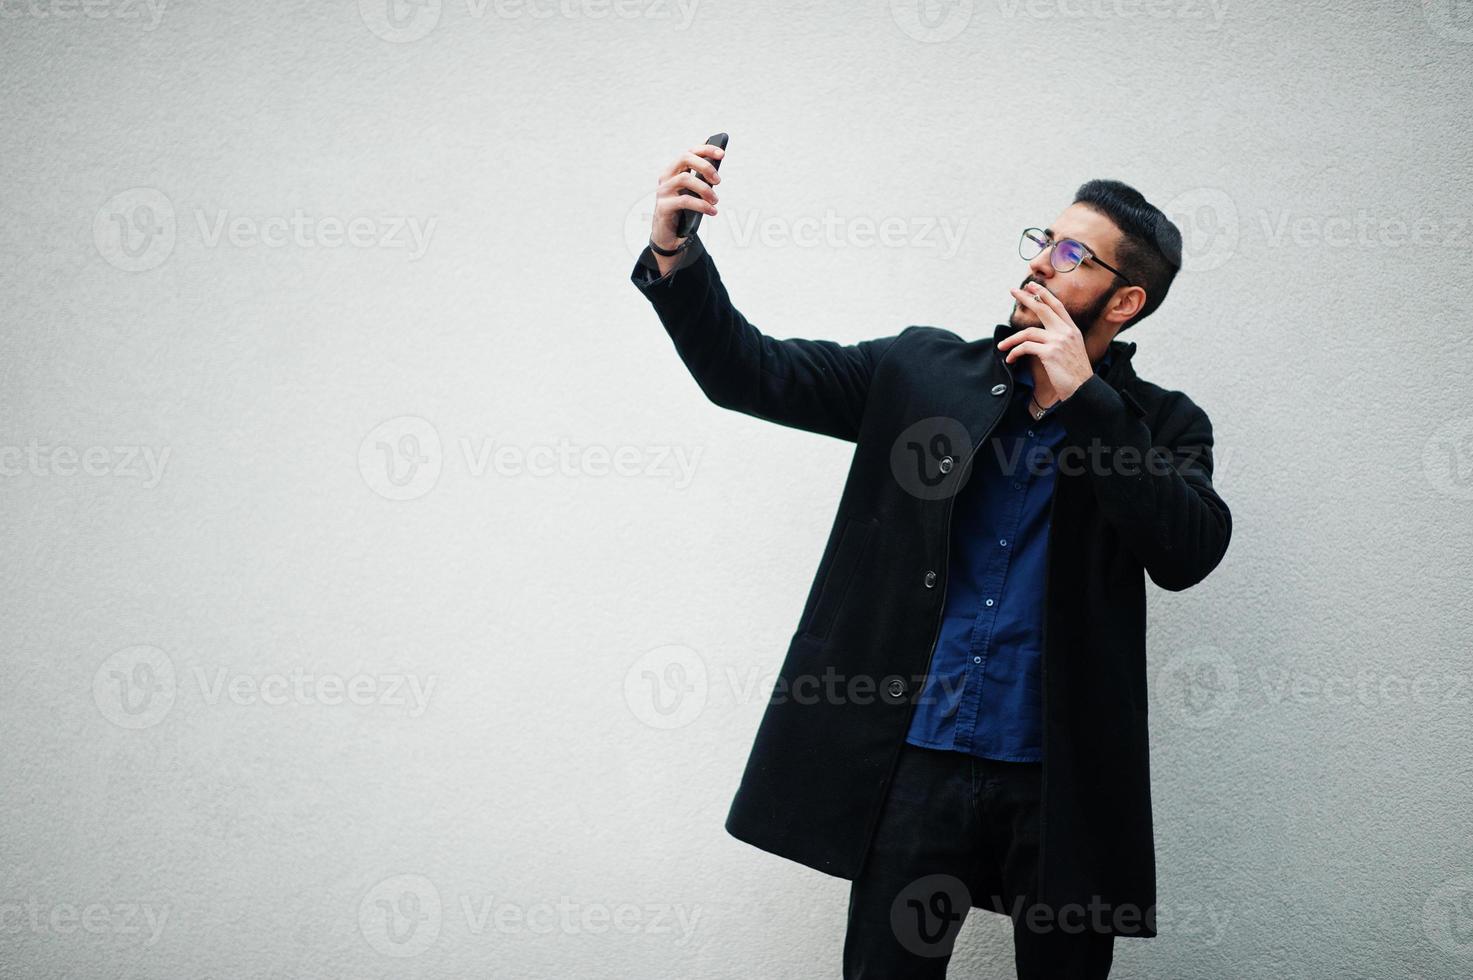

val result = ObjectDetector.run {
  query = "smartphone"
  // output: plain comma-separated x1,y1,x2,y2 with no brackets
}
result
675,132,729,239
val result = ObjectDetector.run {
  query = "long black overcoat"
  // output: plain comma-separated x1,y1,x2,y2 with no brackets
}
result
630,238,1232,938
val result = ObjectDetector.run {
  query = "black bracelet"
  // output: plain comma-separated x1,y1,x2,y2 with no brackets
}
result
648,236,692,257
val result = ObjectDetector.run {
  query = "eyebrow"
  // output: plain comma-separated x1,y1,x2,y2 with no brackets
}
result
1043,227,1101,260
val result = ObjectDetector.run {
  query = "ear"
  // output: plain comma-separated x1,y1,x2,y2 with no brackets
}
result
1104,284,1146,328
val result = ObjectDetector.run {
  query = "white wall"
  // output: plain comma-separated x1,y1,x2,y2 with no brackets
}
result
2,1,1470,977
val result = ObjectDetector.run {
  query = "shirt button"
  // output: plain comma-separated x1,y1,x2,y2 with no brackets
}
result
999,539,1007,547
1026,429,1034,438
938,456,954,474
973,656,982,664
1013,482,1022,490
985,598,994,607
991,383,1007,396
924,571,937,588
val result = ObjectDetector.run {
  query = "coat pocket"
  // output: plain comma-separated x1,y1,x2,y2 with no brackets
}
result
798,517,876,641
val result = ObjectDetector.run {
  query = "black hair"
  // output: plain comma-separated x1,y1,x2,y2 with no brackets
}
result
1071,179,1182,332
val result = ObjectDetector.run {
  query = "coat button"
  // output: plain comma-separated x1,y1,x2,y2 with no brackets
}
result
938,456,954,474
923,571,937,588
885,677,907,700
991,383,1007,396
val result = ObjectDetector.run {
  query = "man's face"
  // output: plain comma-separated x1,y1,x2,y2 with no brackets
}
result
1008,203,1128,339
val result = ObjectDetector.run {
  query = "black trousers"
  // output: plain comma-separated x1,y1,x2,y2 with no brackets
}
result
843,742,1115,979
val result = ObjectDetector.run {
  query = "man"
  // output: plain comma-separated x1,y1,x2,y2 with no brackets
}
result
628,139,1232,979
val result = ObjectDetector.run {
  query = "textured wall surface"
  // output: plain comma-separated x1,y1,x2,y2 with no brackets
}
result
2,1,1471,977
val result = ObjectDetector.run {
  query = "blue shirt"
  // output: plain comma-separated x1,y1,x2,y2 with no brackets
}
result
905,346,1114,762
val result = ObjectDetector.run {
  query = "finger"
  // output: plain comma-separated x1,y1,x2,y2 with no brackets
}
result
1002,340,1047,363
1011,283,1054,307
1021,284,1082,335
692,142,726,162
661,144,725,182
1009,286,1059,327
662,170,719,205
996,326,1047,351
1028,283,1074,323
661,150,723,185
657,187,717,218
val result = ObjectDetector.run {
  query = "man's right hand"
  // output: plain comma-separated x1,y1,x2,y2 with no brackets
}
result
648,141,723,276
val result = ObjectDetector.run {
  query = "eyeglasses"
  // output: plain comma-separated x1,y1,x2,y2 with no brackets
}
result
1019,227,1133,285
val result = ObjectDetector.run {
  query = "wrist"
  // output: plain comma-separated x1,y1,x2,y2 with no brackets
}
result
649,235,692,257
645,233,705,279
1057,371,1091,402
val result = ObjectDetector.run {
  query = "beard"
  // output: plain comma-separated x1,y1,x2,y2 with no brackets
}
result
1006,276,1113,341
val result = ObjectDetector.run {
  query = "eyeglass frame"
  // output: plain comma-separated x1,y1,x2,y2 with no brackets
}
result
1019,227,1135,287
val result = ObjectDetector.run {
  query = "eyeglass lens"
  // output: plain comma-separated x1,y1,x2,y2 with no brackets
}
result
1021,229,1088,272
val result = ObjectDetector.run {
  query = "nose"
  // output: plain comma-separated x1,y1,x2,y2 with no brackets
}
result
1026,248,1055,281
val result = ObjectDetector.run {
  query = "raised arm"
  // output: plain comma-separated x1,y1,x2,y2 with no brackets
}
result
629,140,900,442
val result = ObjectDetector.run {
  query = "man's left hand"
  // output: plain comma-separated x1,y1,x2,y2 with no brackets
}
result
997,283,1095,401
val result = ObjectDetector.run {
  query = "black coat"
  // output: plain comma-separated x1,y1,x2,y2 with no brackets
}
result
630,239,1232,938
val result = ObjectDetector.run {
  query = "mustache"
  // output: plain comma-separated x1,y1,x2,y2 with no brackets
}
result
1009,280,1097,340
1019,276,1054,299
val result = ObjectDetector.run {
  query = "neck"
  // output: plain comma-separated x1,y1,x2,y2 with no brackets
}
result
1029,358,1055,402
